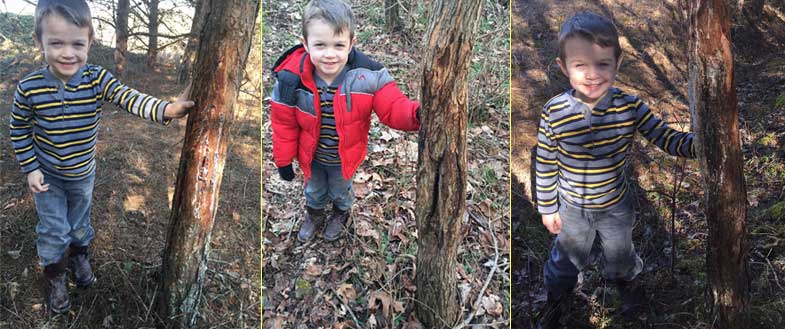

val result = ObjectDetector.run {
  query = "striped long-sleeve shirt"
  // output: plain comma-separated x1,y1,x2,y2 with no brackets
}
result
535,88,695,214
10,64,171,180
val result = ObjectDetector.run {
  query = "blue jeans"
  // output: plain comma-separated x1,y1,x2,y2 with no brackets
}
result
304,162,353,211
543,195,643,296
34,172,96,266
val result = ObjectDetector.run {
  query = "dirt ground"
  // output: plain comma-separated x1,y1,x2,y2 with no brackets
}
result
0,13,261,329
512,0,785,328
261,0,510,328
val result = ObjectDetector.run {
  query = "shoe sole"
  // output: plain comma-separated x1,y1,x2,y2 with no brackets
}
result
49,300,71,314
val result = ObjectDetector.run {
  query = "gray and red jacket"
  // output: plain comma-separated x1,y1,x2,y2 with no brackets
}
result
270,45,419,180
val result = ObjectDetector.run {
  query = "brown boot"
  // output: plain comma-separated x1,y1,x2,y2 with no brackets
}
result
297,207,325,242
44,258,71,314
69,244,96,288
323,206,350,241
616,279,646,317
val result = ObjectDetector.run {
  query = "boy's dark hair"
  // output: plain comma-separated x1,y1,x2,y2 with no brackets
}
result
558,11,621,62
302,0,355,41
35,0,95,42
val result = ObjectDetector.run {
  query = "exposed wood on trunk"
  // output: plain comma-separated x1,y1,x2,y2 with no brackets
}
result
114,0,129,77
414,0,483,328
158,1,259,328
687,1,749,327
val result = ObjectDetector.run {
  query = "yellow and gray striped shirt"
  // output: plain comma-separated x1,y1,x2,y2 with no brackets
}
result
10,64,171,180
535,88,695,214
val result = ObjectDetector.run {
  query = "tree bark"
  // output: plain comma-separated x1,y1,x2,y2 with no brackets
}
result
384,0,402,33
178,0,206,84
158,0,259,328
114,0,129,78
147,0,160,69
687,1,749,328
414,1,483,328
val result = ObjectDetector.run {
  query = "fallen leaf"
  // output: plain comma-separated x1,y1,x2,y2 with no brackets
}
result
368,291,393,318
482,294,503,316
336,283,356,305
355,219,380,241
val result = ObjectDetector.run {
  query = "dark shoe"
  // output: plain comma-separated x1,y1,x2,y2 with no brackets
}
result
297,207,325,242
323,206,350,241
537,291,566,329
616,279,646,316
44,259,71,314
69,244,96,288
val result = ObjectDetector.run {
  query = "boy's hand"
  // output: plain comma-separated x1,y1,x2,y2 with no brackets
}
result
542,212,562,234
164,83,195,119
278,165,295,181
27,169,49,193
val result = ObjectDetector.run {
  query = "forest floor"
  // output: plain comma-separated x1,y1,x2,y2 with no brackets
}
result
512,0,785,328
0,13,261,328
261,0,510,328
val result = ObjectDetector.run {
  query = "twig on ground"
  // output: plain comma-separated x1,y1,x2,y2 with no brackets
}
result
454,215,500,329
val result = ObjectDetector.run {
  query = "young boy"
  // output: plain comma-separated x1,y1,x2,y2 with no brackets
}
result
270,0,419,243
9,0,193,313
534,11,695,328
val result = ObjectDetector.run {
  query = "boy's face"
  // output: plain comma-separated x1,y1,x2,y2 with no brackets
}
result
301,19,355,84
556,37,622,106
35,14,91,84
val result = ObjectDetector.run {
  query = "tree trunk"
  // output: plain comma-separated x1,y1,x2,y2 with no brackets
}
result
147,0,160,69
687,1,749,328
178,0,206,84
414,1,483,328
114,0,129,78
384,0,402,33
158,0,259,328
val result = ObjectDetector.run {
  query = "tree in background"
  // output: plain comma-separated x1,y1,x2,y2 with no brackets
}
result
178,0,205,84
687,0,749,327
146,0,159,68
414,0,483,327
114,0,130,77
384,0,402,33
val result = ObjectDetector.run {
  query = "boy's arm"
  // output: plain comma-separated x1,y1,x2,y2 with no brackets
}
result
535,108,560,214
635,100,696,158
96,67,172,125
9,85,40,173
371,71,419,131
270,80,300,171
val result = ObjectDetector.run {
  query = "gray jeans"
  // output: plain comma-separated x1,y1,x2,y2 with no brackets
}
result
543,195,643,295
304,162,353,211
34,172,96,266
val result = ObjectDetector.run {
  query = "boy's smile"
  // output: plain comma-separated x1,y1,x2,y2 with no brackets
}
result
36,14,91,84
557,37,621,108
302,19,355,85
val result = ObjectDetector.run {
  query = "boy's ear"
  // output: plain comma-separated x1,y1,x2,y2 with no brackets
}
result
616,53,624,71
351,36,356,48
556,57,568,77
32,32,42,49
300,36,308,53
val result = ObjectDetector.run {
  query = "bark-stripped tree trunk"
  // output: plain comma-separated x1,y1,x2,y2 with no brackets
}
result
114,0,129,77
146,0,160,69
178,0,206,84
384,0,402,33
158,1,259,327
415,1,483,328
688,1,749,328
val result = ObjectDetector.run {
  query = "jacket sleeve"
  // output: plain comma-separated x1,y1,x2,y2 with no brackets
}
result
9,84,39,173
270,80,300,168
635,99,695,158
371,70,419,131
535,105,560,214
96,67,171,125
